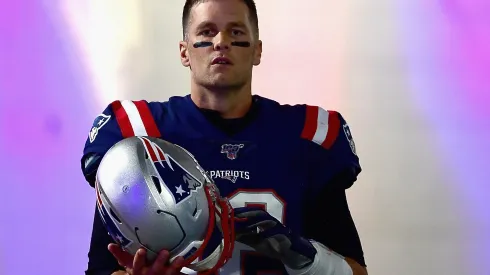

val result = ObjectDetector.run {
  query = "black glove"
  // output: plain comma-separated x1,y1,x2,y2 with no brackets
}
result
233,207,317,270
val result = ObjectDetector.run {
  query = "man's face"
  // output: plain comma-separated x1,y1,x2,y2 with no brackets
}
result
180,0,262,90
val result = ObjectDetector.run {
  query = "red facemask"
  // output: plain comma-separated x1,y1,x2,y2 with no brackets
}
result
179,183,235,274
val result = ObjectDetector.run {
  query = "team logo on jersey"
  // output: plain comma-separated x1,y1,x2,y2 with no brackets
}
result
140,137,203,204
95,182,132,247
89,114,111,143
343,124,357,155
221,144,244,160
223,175,238,183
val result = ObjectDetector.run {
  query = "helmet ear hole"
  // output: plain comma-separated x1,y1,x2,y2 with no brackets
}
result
192,205,199,217
151,176,162,193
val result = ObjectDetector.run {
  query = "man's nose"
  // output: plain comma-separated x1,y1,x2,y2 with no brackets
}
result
213,33,231,51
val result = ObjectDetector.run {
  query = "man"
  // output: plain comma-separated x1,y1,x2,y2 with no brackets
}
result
81,0,368,274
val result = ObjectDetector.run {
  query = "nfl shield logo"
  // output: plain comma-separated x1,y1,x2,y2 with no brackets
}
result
221,144,244,160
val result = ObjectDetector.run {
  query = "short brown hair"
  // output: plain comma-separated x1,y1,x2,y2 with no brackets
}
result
182,0,259,40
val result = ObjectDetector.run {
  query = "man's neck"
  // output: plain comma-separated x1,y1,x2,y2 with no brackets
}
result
190,83,253,119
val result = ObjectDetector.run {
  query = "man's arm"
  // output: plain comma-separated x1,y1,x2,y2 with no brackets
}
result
301,170,367,275
84,155,128,275
345,258,368,275
284,241,367,275
82,101,134,274
82,100,165,275
233,184,367,275
233,170,368,275
83,153,126,275
297,107,366,274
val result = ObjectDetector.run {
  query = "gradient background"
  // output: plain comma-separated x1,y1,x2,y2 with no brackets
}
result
1,1,489,275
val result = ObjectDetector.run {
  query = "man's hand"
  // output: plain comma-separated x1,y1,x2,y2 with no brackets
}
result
233,207,318,270
108,243,187,275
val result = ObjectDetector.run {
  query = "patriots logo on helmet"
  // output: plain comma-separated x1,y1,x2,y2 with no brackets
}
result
139,137,203,204
95,182,132,247
221,144,244,160
89,114,111,143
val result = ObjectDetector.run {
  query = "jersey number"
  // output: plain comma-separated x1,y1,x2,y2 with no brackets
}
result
227,190,287,275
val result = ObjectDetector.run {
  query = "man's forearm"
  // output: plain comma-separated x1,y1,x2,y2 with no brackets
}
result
112,271,126,275
285,241,367,275
345,257,368,275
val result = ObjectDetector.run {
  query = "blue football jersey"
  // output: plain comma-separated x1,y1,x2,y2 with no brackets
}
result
82,95,361,274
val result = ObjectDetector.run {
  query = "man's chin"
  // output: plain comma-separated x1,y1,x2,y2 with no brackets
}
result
202,80,245,91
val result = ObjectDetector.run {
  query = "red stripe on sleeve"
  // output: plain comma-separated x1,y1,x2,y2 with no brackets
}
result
301,105,319,141
111,100,135,138
321,111,340,149
133,100,162,138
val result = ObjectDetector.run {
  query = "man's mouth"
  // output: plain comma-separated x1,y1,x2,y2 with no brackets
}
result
211,57,233,65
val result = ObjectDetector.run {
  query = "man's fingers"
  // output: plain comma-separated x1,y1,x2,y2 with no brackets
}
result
233,207,268,217
133,248,147,274
108,245,186,275
108,243,134,268
168,256,186,274
150,250,171,274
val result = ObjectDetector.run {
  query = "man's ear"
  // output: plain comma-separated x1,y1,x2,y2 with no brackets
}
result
179,41,190,67
253,39,262,66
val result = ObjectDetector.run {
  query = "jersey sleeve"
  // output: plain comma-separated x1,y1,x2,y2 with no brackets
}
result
81,100,162,187
300,106,366,265
82,100,163,273
301,182,366,266
300,106,361,190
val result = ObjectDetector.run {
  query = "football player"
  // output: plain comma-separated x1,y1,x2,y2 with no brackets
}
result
81,0,368,275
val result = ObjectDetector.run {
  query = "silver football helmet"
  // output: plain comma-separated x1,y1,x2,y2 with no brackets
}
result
94,136,235,273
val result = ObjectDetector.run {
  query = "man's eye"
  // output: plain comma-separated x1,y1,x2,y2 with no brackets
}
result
232,30,244,36
199,30,213,36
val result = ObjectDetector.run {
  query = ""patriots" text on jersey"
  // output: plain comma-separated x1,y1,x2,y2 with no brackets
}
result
208,170,250,183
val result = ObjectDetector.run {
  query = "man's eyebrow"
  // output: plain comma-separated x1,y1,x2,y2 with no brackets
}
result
195,21,248,30
227,21,247,28
195,20,215,30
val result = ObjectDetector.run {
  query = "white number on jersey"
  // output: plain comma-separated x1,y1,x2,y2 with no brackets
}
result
216,190,288,275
